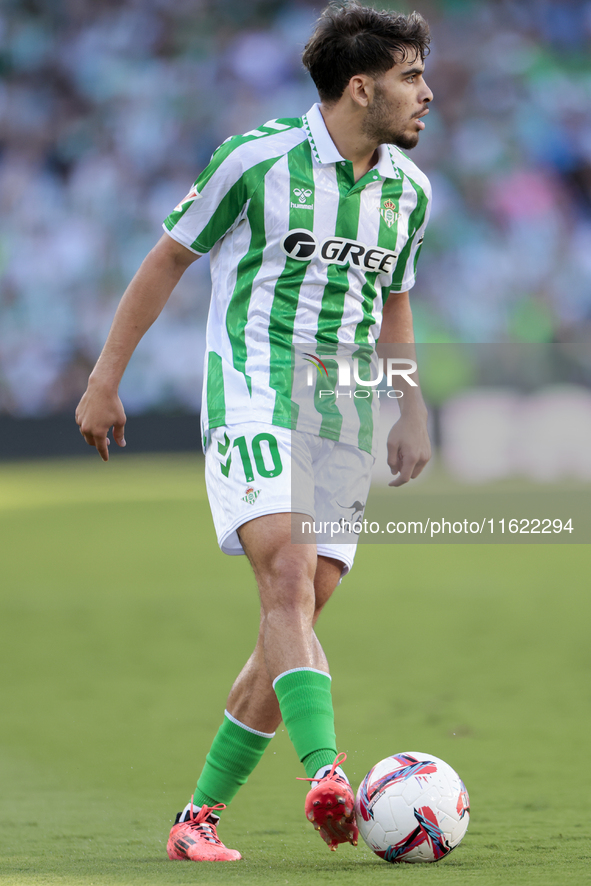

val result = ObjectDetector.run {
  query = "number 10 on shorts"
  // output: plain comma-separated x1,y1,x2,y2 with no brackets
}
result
218,432,283,481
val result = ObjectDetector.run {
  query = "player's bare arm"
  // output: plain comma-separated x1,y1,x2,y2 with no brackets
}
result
76,234,198,461
378,289,431,487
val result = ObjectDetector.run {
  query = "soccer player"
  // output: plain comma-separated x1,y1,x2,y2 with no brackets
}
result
76,2,433,862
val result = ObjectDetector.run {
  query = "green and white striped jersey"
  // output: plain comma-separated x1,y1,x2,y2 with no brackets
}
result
163,103,431,454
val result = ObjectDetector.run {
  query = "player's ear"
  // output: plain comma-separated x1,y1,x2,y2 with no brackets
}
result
348,74,372,108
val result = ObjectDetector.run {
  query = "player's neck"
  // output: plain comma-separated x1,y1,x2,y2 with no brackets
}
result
319,102,379,183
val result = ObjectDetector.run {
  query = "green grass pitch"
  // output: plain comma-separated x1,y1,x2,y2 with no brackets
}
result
0,454,590,885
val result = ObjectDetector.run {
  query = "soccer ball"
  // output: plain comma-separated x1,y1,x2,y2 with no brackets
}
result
355,752,470,863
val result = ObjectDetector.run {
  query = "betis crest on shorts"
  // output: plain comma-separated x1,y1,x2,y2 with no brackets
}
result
242,487,261,505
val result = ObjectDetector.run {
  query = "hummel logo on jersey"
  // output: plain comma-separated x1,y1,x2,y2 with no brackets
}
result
293,188,312,203
292,188,314,211
280,230,397,274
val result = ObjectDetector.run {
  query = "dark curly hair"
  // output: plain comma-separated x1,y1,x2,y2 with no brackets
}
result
302,2,430,103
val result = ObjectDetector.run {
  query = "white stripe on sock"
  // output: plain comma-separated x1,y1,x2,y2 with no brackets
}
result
271,667,332,690
224,709,275,738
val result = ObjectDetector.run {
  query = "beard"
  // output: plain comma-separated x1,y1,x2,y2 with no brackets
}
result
362,87,419,150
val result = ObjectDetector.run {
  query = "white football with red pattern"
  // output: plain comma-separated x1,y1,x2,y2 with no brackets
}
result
355,752,470,863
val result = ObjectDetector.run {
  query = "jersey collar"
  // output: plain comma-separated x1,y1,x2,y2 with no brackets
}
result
303,103,401,179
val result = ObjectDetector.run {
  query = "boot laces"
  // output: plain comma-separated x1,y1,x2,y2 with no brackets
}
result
185,797,227,845
296,751,348,784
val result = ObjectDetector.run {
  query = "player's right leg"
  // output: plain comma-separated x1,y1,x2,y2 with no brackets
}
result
224,551,340,730
185,520,345,804
236,513,358,850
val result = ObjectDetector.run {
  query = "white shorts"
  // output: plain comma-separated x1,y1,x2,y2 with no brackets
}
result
205,422,374,575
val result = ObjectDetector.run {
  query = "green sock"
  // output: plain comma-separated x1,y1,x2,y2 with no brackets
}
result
273,668,337,778
193,711,274,810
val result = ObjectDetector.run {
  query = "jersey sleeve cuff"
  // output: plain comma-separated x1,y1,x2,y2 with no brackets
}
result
389,275,416,293
161,223,204,256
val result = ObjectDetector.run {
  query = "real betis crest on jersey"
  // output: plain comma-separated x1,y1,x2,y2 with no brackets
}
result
380,199,401,228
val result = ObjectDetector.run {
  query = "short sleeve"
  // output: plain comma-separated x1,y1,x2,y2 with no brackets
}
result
163,140,251,255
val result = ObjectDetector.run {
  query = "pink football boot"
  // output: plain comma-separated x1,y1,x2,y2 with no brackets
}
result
299,752,358,851
167,799,242,862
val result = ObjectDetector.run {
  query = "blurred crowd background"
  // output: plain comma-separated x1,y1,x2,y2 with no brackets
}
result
2,0,591,419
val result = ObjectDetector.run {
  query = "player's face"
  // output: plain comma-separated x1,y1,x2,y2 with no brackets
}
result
362,53,433,150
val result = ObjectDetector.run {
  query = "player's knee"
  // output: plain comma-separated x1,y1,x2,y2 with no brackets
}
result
263,548,315,588
267,575,314,615
255,547,317,624
261,564,315,622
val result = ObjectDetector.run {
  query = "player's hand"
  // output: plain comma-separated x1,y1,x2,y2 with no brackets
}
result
75,383,126,462
386,411,431,487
